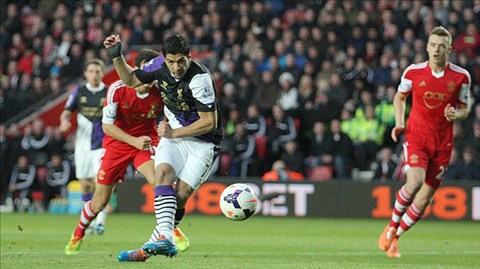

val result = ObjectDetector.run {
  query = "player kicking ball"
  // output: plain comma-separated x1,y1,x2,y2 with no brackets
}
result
65,49,189,258
105,34,222,261
378,26,471,258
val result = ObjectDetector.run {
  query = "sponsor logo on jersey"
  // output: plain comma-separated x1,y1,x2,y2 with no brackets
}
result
423,91,450,109
160,80,168,90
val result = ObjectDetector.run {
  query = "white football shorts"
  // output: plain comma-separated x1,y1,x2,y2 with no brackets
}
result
154,137,219,190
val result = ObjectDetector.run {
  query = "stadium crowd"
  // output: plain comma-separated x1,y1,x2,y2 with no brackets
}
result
1,0,480,211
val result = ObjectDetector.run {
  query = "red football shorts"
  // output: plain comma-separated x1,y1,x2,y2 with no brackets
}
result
96,147,153,185
402,140,451,189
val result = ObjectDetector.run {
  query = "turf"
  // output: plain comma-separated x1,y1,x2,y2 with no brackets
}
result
1,213,479,269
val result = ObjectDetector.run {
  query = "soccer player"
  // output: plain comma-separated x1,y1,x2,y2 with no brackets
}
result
64,50,164,255
59,59,109,234
378,26,471,258
104,34,222,261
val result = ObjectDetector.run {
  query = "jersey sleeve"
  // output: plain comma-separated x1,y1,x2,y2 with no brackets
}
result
189,73,216,112
133,55,164,84
102,81,123,124
458,72,472,105
64,86,79,111
397,65,414,94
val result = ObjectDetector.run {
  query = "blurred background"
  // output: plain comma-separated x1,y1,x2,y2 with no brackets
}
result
0,0,479,216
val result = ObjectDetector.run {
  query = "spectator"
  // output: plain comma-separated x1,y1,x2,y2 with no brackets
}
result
267,105,297,155
456,147,480,180
280,140,304,175
21,119,50,167
43,154,70,211
305,121,332,169
224,123,255,178
373,147,397,181
262,160,303,181
327,119,354,179
277,72,299,115
244,104,266,137
8,155,36,212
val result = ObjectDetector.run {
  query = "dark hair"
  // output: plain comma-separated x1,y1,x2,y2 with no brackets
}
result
84,59,105,71
162,35,190,56
134,49,160,67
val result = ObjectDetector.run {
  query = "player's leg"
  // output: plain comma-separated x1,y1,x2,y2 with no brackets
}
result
65,183,115,255
378,167,424,252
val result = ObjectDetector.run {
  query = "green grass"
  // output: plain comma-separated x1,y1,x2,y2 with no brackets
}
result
1,213,479,269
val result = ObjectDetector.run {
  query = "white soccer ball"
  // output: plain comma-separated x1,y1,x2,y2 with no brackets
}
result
219,183,258,221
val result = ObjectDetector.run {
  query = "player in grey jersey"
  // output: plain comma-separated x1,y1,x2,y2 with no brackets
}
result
104,34,222,261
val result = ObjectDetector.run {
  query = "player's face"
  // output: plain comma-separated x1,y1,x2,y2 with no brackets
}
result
84,64,104,86
426,34,451,65
164,53,191,79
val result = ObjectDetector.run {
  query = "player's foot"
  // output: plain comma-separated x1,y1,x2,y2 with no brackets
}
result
378,225,397,251
118,248,150,262
64,234,83,255
174,227,190,252
142,235,178,257
387,238,401,258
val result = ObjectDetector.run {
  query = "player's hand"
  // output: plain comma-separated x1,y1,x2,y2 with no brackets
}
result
444,103,456,121
157,121,174,138
58,120,71,133
103,35,121,48
391,125,405,142
133,136,152,150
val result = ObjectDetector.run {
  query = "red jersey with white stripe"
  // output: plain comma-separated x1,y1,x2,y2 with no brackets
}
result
102,80,163,149
398,61,471,151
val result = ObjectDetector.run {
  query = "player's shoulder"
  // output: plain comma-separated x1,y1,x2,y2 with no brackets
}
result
107,80,129,98
404,61,429,74
448,63,471,80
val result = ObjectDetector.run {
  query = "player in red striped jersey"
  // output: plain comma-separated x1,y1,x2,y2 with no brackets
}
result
378,26,472,258
65,49,163,256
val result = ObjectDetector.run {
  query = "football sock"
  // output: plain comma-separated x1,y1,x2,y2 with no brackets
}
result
175,208,185,227
397,202,424,238
146,185,177,244
74,200,98,238
389,185,412,228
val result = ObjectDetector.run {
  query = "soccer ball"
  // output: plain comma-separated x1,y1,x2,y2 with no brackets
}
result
219,183,258,221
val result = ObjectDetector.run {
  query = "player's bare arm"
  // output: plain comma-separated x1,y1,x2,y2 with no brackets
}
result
391,92,408,142
444,103,469,121
59,110,72,133
103,35,143,88
102,123,151,150
157,110,217,139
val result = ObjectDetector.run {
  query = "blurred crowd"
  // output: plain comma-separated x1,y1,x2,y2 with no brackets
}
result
1,0,480,210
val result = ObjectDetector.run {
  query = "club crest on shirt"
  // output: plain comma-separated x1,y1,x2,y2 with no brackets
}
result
410,154,419,164
147,102,160,119
447,81,456,92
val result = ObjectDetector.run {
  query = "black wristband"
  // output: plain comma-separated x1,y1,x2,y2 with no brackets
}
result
107,42,122,59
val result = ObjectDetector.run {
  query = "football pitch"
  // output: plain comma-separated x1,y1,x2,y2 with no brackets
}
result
1,213,479,269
